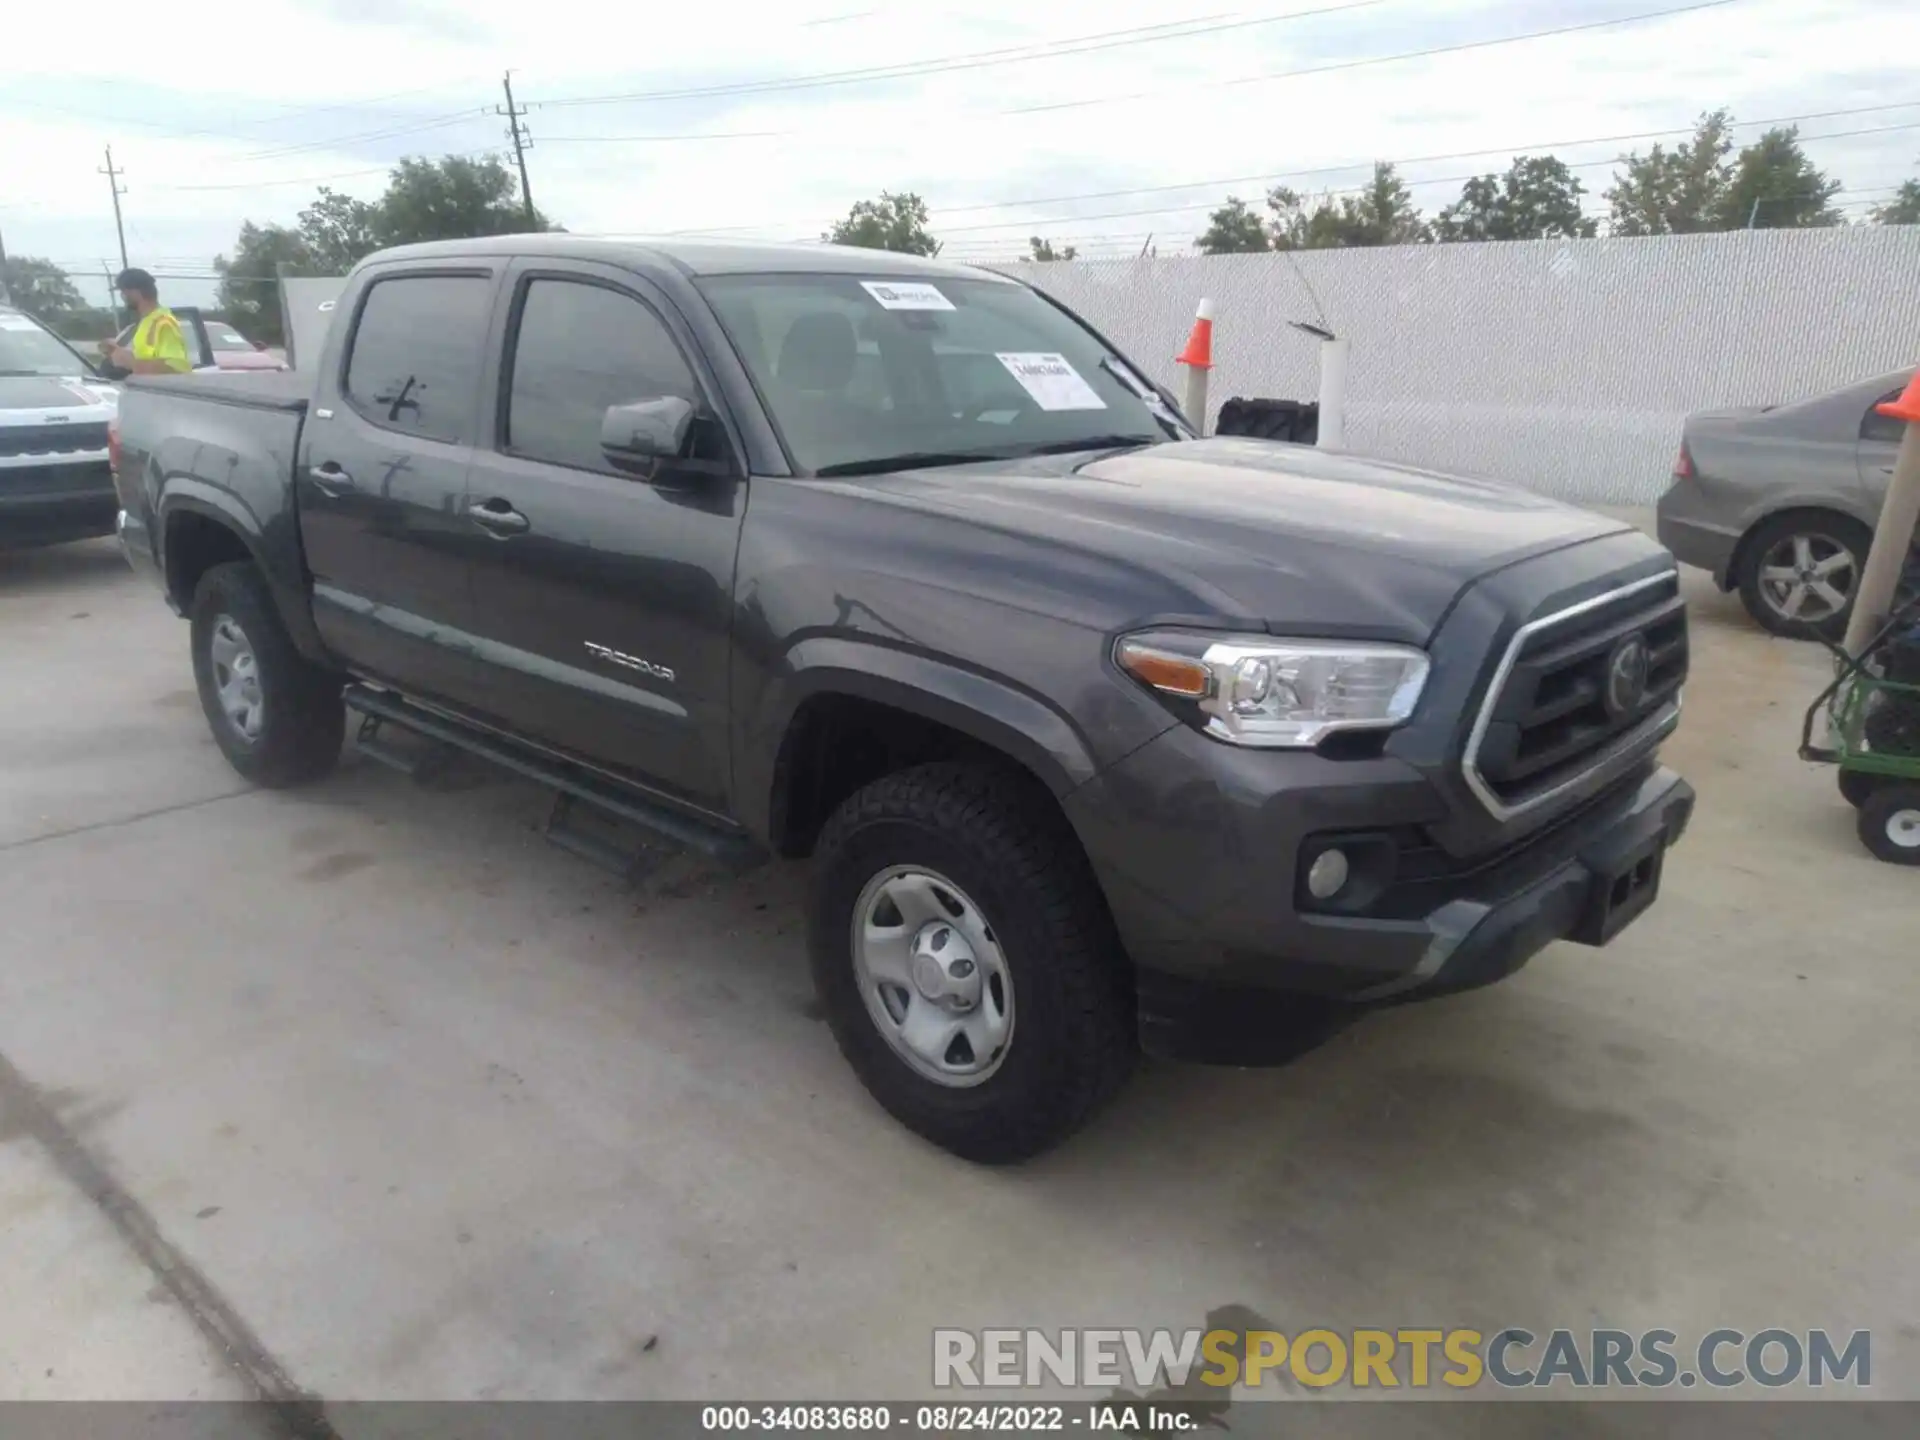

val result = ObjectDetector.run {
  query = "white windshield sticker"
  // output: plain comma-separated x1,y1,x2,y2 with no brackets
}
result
995,352,1107,412
0,314,42,331
859,280,955,311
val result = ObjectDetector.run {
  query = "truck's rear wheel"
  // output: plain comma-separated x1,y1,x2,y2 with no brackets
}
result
808,762,1134,1163
190,562,344,787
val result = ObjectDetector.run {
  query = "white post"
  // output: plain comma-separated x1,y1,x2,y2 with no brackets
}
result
1316,336,1349,450
1841,379,1920,655
1177,297,1215,437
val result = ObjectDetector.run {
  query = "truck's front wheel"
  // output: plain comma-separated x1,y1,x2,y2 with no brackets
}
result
808,762,1134,1163
190,562,344,787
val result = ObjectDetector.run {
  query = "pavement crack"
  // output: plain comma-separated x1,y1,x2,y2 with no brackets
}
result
0,789,253,854
0,1049,339,1438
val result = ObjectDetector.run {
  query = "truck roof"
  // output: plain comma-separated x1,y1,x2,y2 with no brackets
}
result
360,235,1014,283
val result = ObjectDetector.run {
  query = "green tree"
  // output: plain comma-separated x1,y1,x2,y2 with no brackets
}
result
1027,236,1078,261
1195,196,1269,254
213,223,314,346
1713,127,1843,229
824,191,941,255
1605,109,1735,235
299,186,382,273
1874,177,1920,224
1266,187,1346,250
1334,162,1429,246
2,256,86,324
1434,156,1598,242
375,155,550,246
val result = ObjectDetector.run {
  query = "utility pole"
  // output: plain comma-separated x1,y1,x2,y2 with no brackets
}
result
0,218,12,305
495,72,537,229
100,146,130,273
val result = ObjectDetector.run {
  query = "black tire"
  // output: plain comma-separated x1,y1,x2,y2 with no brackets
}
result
808,761,1135,1163
1838,769,1885,808
190,561,344,787
1858,784,1920,865
1736,511,1875,640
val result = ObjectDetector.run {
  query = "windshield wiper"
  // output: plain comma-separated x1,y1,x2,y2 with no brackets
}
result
1017,434,1162,458
1097,356,1189,439
814,450,1015,478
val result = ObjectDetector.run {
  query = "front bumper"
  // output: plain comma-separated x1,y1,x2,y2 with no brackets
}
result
1066,724,1694,1064
0,458,116,549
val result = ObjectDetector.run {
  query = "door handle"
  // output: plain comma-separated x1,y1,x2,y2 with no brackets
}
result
468,499,530,536
308,463,355,498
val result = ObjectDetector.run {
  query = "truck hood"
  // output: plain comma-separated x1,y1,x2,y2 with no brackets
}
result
851,437,1632,641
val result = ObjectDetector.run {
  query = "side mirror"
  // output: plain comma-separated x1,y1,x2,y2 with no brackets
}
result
600,396,732,478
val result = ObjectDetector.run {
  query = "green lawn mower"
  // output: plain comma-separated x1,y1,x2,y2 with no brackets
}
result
1801,591,1920,864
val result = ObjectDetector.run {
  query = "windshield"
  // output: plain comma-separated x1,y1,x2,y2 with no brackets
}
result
697,273,1172,474
205,321,256,353
0,311,92,377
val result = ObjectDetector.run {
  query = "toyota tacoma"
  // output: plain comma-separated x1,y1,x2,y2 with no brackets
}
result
112,238,1694,1161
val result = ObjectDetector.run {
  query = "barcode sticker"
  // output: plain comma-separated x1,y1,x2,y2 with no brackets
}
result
859,280,955,311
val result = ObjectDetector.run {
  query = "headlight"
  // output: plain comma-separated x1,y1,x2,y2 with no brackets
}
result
1115,633,1429,748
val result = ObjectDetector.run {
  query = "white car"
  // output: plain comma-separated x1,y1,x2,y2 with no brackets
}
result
0,306,121,550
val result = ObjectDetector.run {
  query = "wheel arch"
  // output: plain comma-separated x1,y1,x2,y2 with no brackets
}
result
159,488,330,662
749,641,1103,858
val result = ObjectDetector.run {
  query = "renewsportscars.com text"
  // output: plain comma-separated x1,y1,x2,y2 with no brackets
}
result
933,1327,1871,1391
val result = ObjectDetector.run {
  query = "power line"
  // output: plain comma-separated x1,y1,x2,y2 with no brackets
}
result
148,147,506,194
922,124,1920,236
230,109,486,163
924,100,1920,221
568,107,1920,247
1012,0,1750,114
537,3,1383,108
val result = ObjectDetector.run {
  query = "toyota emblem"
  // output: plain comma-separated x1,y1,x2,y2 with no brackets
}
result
1604,635,1652,717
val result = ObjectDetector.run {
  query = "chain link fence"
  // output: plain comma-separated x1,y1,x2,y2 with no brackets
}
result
995,226,1920,504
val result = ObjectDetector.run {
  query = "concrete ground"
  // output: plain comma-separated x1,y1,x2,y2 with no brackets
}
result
1,536,1915,1423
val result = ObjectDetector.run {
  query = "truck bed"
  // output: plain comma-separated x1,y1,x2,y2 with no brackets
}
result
127,368,310,411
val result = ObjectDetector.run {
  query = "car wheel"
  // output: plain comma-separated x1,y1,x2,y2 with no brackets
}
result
1736,513,1874,639
190,561,345,787
1857,784,1920,865
808,761,1134,1163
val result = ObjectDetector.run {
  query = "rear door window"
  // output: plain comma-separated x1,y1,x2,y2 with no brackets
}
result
343,275,492,444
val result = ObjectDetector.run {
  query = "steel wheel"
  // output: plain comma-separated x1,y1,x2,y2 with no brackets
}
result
1755,532,1858,627
851,865,1014,1088
208,613,265,742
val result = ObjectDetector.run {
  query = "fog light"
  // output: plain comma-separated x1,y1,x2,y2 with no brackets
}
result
1306,848,1350,900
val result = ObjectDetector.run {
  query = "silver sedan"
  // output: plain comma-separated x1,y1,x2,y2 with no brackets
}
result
1657,367,1914,637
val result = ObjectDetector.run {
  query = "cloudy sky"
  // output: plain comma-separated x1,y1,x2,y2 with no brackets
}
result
3,0,1916,308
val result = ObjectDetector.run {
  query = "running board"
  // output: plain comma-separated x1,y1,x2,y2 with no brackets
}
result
342,684,762,869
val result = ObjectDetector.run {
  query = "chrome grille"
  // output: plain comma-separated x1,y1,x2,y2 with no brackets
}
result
0,422,110,458
1464,572,1687,818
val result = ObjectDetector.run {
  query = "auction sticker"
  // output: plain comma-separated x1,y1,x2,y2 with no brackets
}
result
859,280,955,311
995,352,1107,411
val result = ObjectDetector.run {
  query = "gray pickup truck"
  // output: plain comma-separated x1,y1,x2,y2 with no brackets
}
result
113,237,1694,1161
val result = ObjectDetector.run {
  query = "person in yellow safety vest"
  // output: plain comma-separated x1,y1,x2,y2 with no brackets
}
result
100,268,192,375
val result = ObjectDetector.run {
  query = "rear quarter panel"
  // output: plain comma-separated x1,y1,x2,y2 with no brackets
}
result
117,377,324,656
1685,400,1877,538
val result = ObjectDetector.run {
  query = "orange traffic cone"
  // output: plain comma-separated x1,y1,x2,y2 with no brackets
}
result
1176,298,1215,369
1875,370,1920,424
